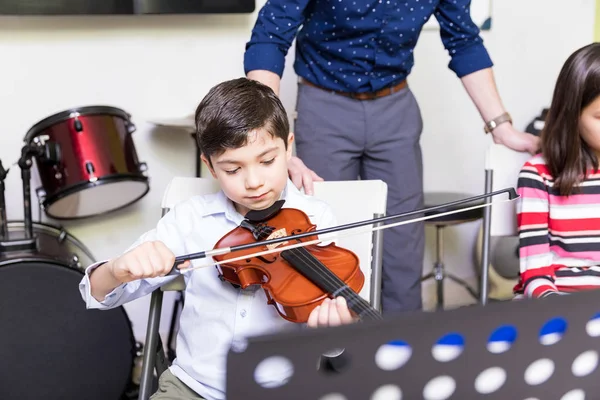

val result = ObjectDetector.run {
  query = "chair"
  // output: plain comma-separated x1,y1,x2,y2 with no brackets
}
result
421,192,484,310
137,177,388,400
478,143,532,304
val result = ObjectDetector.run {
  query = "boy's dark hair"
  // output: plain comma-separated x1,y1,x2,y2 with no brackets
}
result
542,43,600,195
195,78,289,163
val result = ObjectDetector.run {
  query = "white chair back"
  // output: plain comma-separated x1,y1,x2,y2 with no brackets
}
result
159,177,387,309
312,180,388,308
485,144,532,236
161,177,220,213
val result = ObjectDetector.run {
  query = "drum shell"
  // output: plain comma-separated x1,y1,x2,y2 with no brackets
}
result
24,106,149,219
0,221,135,399
0,221,94,269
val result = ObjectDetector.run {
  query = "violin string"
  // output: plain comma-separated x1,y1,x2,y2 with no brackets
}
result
178,198,510,273
291,246,379,318
289,245,376,317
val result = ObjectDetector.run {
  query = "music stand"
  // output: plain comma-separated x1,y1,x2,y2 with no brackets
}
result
227,290,600,399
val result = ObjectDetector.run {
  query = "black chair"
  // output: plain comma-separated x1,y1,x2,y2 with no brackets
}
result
421,192,483,310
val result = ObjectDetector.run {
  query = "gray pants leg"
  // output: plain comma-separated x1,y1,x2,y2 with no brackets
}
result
294,83,424,313
150,369,205,400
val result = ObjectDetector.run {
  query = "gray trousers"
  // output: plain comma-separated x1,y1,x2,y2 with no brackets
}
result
150,369,205,400
294,82,424,313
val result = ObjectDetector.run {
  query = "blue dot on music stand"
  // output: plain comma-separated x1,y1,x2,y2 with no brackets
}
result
487,324,517,354
432,332,464,362
539,317,567,345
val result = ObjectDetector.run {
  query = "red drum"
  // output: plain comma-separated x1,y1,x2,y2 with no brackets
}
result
24,106,149,220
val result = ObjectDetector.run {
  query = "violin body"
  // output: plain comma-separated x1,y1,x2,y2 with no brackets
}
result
213,208,365,323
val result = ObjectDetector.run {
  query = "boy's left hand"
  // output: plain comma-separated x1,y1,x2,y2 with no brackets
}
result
307,297,354,328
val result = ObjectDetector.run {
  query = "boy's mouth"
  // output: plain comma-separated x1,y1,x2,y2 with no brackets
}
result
247,192,269,200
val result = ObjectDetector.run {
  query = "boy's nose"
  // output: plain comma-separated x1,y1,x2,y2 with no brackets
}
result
245,170,264,189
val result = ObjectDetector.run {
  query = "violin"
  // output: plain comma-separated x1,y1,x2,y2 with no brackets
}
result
172,187,518,324
212,200,381,323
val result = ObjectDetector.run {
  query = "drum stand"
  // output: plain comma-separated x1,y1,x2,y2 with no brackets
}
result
0,140,60,253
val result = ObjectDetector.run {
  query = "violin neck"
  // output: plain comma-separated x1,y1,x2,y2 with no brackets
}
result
281,247,382,321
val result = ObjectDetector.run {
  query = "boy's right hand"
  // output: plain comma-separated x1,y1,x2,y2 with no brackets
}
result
107,241,190,283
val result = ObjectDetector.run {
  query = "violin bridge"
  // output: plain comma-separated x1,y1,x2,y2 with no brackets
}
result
265,228,289,250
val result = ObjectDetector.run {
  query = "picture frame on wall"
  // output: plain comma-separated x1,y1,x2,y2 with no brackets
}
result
0,0,255,15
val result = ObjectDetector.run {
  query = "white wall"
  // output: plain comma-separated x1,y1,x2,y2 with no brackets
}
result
0,0,594,344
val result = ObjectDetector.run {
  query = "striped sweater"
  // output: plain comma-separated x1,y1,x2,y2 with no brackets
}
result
515,154,600,298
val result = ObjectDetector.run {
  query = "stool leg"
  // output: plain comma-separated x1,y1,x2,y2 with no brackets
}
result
434,226,445,310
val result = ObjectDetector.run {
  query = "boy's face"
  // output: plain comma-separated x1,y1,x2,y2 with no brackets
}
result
202,128,293,216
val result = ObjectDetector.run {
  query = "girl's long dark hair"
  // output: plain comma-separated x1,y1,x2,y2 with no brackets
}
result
542,43,600,195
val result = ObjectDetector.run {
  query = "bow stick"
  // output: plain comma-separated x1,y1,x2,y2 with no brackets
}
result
171,187,518,274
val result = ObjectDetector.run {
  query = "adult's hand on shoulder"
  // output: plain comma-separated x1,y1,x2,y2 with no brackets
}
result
491,124,541,155
288,155,323,195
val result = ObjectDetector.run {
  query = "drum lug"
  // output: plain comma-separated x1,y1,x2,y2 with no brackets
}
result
138,162,148,175
127,122,137,134
70,112,83,132
70,254,81,269
85,161,98,183
36,187,46,202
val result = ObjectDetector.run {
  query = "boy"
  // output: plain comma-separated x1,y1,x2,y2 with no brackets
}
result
79,78,353,400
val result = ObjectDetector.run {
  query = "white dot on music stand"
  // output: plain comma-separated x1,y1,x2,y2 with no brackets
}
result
560,389,585,400
375,342,412,371
572,350,599,377
474,367,506,394
524,358,555,386
253,356,294,388
423,376,456,400
320,393,348,400
370,384,402,400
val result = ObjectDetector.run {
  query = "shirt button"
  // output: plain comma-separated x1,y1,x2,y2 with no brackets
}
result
240,309,247,317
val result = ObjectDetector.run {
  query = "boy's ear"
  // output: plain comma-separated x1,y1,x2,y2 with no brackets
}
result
286,132,295,160
201,154,217,179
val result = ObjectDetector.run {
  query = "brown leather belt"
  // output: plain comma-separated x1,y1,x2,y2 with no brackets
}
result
300,78,407,101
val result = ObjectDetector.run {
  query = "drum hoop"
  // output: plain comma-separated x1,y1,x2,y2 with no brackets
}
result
41,174,150,220
24,105,131,142
6,220,97,263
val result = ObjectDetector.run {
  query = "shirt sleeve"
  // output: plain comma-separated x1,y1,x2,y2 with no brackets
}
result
78,203,192,310
243,0,312,77
515,161,557,298
434,0,494,78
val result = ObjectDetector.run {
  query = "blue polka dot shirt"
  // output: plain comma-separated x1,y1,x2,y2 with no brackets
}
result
244,0,493,93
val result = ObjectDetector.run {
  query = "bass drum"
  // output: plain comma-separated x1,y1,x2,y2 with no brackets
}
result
474,225,520,301
0,221,135,400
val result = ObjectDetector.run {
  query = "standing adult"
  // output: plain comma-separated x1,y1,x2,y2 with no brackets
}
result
244,0,539,313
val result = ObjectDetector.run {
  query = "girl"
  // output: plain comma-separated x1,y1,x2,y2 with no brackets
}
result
515,43,600,299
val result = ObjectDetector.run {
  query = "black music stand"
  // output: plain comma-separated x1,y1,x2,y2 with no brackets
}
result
227,290,600,399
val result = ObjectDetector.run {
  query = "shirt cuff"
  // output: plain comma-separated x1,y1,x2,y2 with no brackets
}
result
79,261,128,309
448,43,494,78
244,43,287,77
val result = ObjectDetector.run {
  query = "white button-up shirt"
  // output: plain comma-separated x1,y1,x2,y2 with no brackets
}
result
79,180,337,400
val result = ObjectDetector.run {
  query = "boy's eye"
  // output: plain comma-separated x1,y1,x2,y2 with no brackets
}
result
225,168,239,175
262,158,275,165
